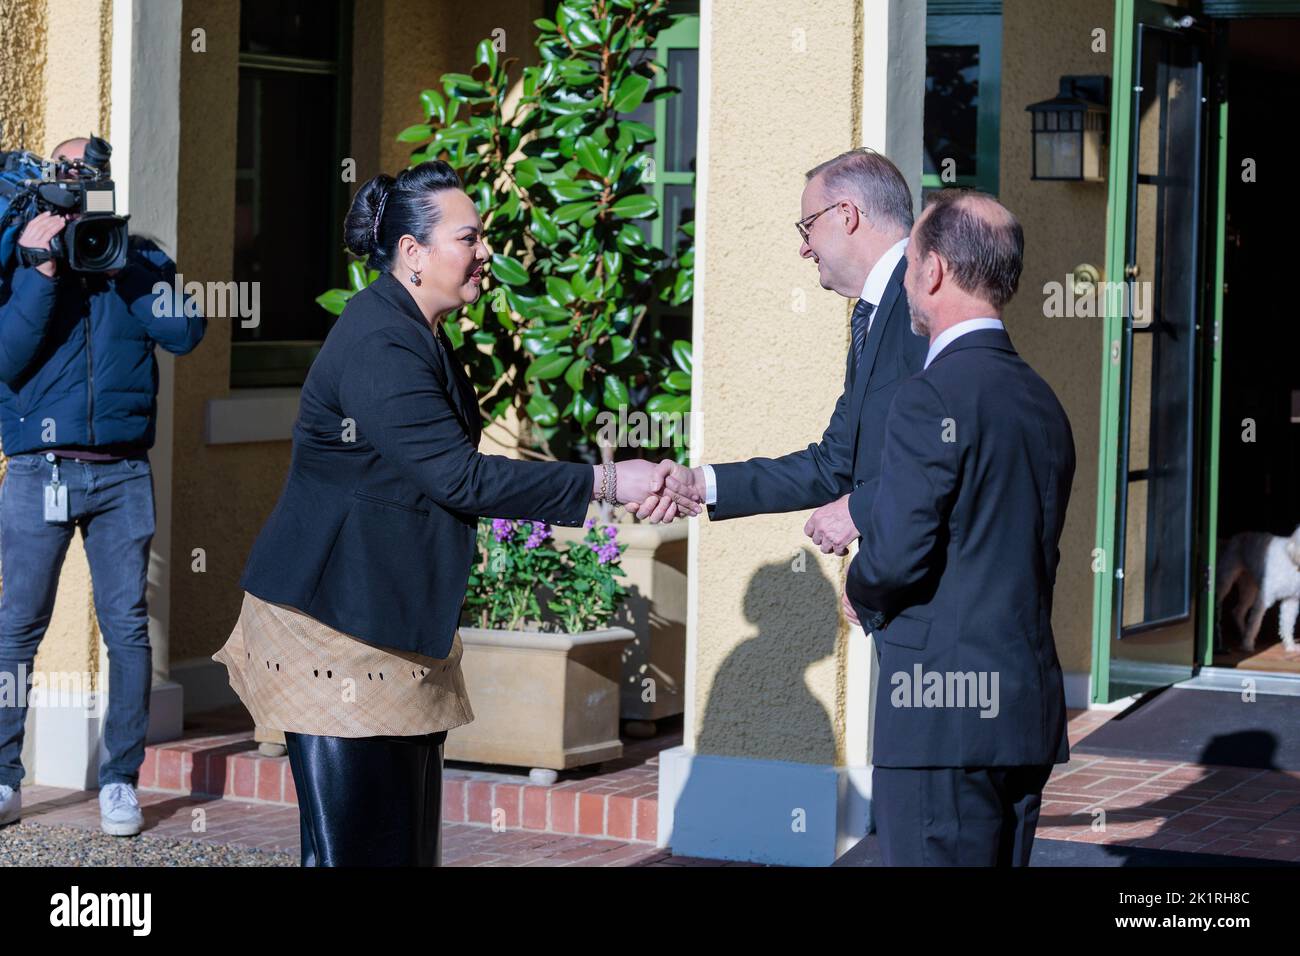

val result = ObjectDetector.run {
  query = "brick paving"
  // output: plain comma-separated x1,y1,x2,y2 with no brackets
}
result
9,701,1300,865
134,706,671,845
1041,705,1300,862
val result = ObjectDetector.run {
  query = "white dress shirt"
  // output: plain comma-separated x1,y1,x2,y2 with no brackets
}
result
859,237,908,332
923,317,1005,370
700,238,911,505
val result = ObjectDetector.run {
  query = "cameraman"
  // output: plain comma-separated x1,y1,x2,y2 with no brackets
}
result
0,137,205,837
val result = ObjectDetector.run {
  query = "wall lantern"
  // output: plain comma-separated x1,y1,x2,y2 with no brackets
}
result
1026,75,1109,182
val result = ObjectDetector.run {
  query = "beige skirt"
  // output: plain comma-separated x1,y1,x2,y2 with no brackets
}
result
212,591,475,738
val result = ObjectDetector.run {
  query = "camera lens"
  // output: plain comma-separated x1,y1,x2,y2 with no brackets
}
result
69,216,128,272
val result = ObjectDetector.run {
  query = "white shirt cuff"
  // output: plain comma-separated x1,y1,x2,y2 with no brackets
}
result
701,463,717,505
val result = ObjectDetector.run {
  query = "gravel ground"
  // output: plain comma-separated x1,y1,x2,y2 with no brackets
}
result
0,821,296,867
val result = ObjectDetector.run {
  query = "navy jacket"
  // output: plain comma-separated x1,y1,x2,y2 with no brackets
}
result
847,328,1076,768
0,240,206,454
707,257,928,529
239,270,594,659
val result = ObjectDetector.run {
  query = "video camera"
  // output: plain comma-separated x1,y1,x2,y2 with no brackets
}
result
0,135,129,273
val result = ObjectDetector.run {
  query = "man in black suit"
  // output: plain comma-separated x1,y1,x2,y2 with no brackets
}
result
843,190,1075,866
661,148,927,548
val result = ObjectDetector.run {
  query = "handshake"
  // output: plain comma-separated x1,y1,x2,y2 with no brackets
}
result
594,459,704,524
594,461,863,555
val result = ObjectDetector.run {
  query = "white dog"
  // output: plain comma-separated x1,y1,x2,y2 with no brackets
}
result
1216,524,1300,653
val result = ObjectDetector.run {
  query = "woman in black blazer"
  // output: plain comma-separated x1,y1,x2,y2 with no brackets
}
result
231,160,699,865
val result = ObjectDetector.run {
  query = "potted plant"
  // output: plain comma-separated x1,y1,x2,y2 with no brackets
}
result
446,517,634,771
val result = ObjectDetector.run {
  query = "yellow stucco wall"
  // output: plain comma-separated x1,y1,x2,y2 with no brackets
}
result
169,0,251,663
43,0,112,151
0,0,114,682
997,0,1114,676
693,0,864,765
0,0,47,153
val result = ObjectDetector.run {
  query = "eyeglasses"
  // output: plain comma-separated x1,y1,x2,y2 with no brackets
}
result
796,200,868,243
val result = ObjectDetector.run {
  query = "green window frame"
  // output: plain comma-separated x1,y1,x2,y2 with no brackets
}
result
922,5,1002,196
645,9,698,252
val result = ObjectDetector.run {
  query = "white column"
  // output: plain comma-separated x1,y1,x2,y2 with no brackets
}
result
861,0,925,217
111,0,183,741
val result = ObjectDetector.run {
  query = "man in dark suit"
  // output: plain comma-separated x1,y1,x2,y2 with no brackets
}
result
843,190,1075,866
661,148,927,548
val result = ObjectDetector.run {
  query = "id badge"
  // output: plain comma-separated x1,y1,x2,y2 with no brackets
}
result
44,482,68,521
43,455,68,522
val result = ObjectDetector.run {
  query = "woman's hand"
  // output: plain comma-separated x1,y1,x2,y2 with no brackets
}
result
592,459,704,523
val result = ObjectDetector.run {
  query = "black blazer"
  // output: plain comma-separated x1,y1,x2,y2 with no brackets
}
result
847,328,1076,768
239,270,593,659
707,257,928,529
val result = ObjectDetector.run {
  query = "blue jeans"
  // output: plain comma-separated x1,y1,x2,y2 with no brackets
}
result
0,452,155,789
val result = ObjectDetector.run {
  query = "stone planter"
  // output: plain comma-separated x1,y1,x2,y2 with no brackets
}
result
552,514,687,723
444,625,634,770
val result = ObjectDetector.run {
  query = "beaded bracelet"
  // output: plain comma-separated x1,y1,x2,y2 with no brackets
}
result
600,461,618,505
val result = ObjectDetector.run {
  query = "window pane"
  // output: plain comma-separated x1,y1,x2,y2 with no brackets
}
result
1119,24,1202,630
232,67,341,345
924,44,979,178
664,49,698,173
240,0,340,59
664,183,694,249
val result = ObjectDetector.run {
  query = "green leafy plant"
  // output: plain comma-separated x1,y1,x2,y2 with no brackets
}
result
318,0,694,464
462,517,628,633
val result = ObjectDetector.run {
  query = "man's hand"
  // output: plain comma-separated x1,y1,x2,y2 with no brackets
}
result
17,212,66,279
841,589,860,627
805,492,859,555
660,461,707,503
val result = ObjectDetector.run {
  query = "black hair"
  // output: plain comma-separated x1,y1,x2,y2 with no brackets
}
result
914,189,1024,310
343,160,464,272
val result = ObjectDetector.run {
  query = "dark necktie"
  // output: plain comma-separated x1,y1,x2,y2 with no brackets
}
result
851,298,874,367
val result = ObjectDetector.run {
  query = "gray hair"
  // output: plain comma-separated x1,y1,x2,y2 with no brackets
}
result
804,147,914,234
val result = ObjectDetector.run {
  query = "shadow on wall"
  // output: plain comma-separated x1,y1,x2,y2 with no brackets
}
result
698,557,839,762
667,554,842,863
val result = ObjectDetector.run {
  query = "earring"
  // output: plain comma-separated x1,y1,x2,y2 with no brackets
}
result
409,270,421,286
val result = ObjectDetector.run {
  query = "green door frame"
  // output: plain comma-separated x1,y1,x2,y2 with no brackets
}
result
1092,0,1207,704
1092,0,1140,704
1091,0,1300,702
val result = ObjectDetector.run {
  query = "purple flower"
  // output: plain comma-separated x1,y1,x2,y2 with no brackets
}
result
594,540,621,564
491,518,514,542
604,526,619,541
525,521,550,550
583,517,597,530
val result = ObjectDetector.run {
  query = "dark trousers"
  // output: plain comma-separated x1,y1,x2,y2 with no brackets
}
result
872,764,1053,866
284,730,448,867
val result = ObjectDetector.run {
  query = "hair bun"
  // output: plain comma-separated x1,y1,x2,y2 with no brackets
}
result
343,174,395,259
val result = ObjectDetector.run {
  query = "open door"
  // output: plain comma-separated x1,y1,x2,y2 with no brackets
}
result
1092,0,1211,702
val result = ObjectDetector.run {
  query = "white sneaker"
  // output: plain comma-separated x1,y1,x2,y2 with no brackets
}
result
0,784,19,827
99,782,143,836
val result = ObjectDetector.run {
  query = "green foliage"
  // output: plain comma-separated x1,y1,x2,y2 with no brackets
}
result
319,0,694,463
462,518,628,634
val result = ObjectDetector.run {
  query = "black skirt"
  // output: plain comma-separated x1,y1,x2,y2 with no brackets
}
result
284,730,448,866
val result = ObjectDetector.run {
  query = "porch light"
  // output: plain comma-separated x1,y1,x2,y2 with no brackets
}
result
1026,75,1108,182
